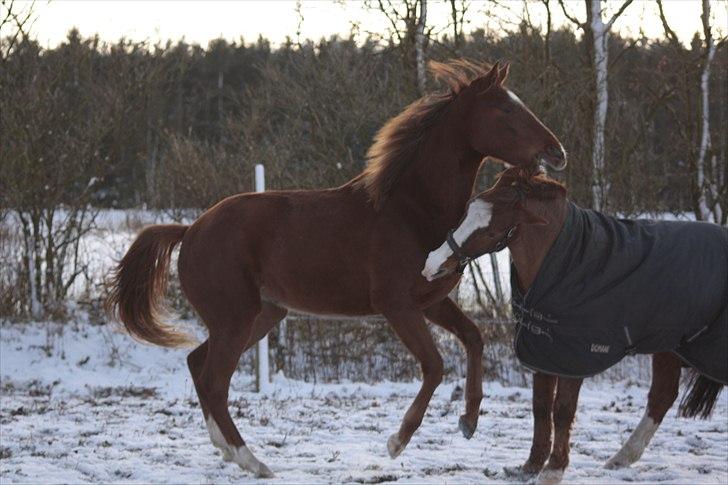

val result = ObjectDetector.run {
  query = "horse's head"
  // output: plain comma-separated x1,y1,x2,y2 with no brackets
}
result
458,62,566,171
422,168,565,281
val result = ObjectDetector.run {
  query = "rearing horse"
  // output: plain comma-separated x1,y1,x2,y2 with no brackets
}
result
107,60,566,477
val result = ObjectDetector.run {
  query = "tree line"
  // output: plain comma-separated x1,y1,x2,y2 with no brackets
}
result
1,0,726,319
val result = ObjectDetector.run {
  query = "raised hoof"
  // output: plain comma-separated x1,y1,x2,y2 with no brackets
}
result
387,433,407,459
536,468,564,485
458,415,477,439
503,464,539,482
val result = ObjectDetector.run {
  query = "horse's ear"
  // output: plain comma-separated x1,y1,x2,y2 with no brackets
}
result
471,61,500,93
497,62,510,86
514,202,548,226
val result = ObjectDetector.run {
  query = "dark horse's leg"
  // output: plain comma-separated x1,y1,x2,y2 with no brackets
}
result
536,377,583,485
503,372,557,480
423,297,484,438
186,300,287,438
182,267,277,478
605,352,681,468
380,304,444,458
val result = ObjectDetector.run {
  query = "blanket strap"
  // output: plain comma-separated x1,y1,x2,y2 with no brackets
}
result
513,301,556,343
623,326,636,356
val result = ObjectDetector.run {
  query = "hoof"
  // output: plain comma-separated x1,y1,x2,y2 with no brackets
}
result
387,433,407,459
503,464,539,482
221,448,233,462
536,468,564,485
458,415,477,439
604,443,642,469
234,456,275,478
254,462,275,479
604,455,630,470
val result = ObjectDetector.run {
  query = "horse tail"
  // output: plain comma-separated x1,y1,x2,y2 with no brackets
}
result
678,369,724,419
106,224,194,348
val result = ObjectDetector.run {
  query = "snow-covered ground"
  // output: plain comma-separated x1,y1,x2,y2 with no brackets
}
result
1,321,726,484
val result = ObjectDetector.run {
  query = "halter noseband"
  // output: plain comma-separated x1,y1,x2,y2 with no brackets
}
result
446,225,517,273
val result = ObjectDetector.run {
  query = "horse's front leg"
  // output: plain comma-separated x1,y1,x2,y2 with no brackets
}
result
536,376,583,485
504,372,557,480
379,303,444,458
423,297,484,438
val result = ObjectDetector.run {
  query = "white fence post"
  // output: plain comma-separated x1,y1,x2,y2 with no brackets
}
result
255,164,271,393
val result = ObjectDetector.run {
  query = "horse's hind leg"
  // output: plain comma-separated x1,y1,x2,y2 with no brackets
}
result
244,301,288,353
536,377,583,485
188,276,275,478
187,340,210,417
424,298,484,438
605,352,681,469
186,300,284,474
504,372,557,480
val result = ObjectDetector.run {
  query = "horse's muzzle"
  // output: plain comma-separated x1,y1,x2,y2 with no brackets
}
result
538,145,567,171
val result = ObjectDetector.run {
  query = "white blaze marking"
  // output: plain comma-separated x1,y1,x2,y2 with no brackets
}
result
422,200,492,281
605,413,659,468
205,416,274,477
507,89,526,107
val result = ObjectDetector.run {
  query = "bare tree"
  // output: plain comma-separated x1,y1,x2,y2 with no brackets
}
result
415,0,427,95
368,0,429,95
448,0,469,54
696,0,722,222
1,31,110,318
559,0,633,211
656,0,726,224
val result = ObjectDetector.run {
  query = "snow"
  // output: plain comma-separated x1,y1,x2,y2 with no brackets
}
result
2,321,726,484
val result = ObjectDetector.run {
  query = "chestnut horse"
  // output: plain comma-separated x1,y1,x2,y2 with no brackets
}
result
423,168,725,484
107,61,566,477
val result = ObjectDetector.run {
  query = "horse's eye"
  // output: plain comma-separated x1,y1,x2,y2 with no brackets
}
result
498,107,513,115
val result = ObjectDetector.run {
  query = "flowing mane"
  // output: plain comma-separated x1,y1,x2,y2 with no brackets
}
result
356,60,492,210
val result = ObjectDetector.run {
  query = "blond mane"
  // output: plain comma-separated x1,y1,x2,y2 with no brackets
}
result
356,60,492,209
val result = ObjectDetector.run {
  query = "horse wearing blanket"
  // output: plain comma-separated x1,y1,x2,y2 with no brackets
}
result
423,168,727,484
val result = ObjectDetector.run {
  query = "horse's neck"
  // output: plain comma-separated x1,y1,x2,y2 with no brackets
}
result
509,197,568,293
399,121,482,224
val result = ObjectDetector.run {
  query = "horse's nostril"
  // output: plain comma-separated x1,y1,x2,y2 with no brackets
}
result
547,146,565,160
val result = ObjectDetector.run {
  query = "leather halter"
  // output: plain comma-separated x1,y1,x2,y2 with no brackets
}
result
446,224,517,273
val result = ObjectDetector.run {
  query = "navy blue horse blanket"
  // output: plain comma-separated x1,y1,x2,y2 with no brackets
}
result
511,202,728,384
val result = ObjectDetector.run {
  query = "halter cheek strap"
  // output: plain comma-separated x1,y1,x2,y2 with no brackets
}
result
446,230,471,273
446,225,518,273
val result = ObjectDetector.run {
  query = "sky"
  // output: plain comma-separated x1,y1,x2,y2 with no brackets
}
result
10,1,728,49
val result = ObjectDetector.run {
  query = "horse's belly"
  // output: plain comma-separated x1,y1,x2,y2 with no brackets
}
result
260,271,374,317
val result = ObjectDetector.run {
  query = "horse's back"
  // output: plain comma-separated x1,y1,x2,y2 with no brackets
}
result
178,185,377,315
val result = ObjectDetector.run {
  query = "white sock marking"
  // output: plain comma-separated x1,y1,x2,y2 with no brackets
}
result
606,413,659,468
422,199,492,280
205,415,273,477
536,468,564,485
205,415,228,450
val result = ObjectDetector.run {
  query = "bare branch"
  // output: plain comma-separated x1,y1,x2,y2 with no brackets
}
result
655,0,680,46
557,0,583,28
605,0,634,31
0,0,37,61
